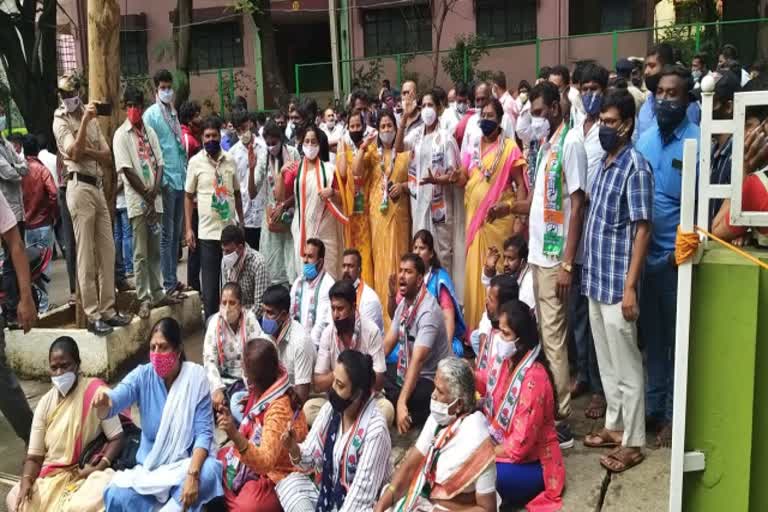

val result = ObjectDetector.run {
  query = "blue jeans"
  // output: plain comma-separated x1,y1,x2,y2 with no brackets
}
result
640,260,678,423
113,208,133,276
569,265,603,394
25,225,52,312
496,461,544,507
161,187,185,292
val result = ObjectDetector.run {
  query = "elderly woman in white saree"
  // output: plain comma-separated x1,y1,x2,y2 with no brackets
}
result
374,358,497,512
94,318,223,511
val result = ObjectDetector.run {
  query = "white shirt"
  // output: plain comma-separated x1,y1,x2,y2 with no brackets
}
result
321,123,345,165
315,316,386,375
358,281,384,335
38,149,58,187
440,108,460,136
528,126,587,268
460,111,516,155
230,139,266,228
274,319,315,386
573,118,603,194
290,272,335,348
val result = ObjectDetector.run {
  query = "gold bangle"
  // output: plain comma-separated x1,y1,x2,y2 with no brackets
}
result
22,474,34,481
387,483,396,495
237,440,249,454
100,456,112,467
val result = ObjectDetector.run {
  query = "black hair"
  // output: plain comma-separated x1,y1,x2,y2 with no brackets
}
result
517,80,531,93
693,52,710,70
244,337,280,392
601,88,636,139
549,65,570,86
431,86,448,107
262,284,291,313
256,112,267,125
490,274,520,306
350,89,369,107
400,252,426,276
221,224,245,246
720,44,739,60
377,109,398,137
491,70,507,89
231,110,250,130
329,280,356,307
233,95,247,113
202,115,223,132
647,43,674,66
454,81,470,98
150,317,186,361
123,84,144,106
484,97,505,123
503,235,528,260
413,230,441,269
580,63,610,90
49,336,81,365
538,66,552,80
306,237,326,259
337,349,375,399
179,100,201,125
342,248,362,268
153,69,173,88
221,281,243,303
499,300,538,352
263,119,282,140
297,97,319,123
530,80,561,107
22,134,40,157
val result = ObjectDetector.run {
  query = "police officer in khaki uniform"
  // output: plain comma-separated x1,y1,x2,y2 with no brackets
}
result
52,72,131,335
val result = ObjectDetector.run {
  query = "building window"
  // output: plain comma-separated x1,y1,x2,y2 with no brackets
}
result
120,30,149,76
571,0,635,35
363,6,432,57
190,21,245,70
56,34,77,75
476,0,537,44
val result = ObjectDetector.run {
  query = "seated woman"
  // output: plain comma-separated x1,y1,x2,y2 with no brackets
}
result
96,318,223,511
476,300,564,510
389,229,465,356
215,337,309,512
279,350,392,512
375,357,496,512
203,282,264,410
6,337,123,512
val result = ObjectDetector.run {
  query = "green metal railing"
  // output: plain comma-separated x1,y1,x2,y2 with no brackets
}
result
294,16,768,99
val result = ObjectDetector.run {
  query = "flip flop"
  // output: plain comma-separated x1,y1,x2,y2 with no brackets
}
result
584,430,620,448
600,448,645,473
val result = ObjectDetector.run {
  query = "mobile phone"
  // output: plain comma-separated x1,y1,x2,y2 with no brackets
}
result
95,102,112,117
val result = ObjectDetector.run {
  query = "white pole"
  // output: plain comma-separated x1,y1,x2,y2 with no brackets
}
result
668,138,698,512
328,0,341,101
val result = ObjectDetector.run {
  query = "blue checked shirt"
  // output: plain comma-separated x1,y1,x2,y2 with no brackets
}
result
582,145,654,305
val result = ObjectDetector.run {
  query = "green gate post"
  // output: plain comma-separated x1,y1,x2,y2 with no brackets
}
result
694,22,702,52
217,69,224,115
612,31,618,69
535,38,540,75
229,68,235,107
294,64,300,97
462,45,469,82
396,54,402,88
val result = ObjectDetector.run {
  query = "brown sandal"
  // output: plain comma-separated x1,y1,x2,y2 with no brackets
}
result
584,429,621,448
600,447,645,473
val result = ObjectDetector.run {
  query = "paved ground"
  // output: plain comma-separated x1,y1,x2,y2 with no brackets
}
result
0,256,671,510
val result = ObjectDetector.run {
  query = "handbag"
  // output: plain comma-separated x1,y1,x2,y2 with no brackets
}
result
78,414,141,471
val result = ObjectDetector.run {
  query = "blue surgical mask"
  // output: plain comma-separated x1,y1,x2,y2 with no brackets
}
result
261,317,280,336
158,88,174,104
204,139,221,156
479,119,498,137
582,92,603,117
303,262,319,281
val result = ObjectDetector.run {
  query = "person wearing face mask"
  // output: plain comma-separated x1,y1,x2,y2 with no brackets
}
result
636,66,700,449
185,116,244,320
582,89,652,472
476,300,564,510
219,225,268,318
97,318,224,511
304,280,393,427
691,52,710,89
446,98,527,334
6,337,124,512
179,100,204,291
637,44,701,137
340,248,384,333
375,357,496,512
472,274,521,368
215,336,309,512
113,85,181,320
396,92,461,280
203,282,264,411
460,82,516,156
280,350,392,512
448,81,473,142
363,111,411,330
261,284,314,403
321,108,344,165
337,111,376,284
142,69,190,301
289,238,335,349
230,111,266,250
575,64,610,191
53,72,132,335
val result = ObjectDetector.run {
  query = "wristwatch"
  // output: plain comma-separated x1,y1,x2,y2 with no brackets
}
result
561,261,573,273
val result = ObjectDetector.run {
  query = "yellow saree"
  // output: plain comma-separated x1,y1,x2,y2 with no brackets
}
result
368,148,412,331
463,137,527,331
339,143,377,285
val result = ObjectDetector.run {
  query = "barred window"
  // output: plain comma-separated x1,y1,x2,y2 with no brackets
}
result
476,0,537,44
190,21,245,70
56,34,77,75
363,6,432,57
120,29,149,76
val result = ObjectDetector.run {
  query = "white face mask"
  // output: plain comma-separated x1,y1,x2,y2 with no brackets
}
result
52,371,77,396
379,131,395,146
240,131,252,145
303,144,319,161
430,398,458,426
326,119,336,130
421,106,437,126
518,92,529,104
531,116,550,140
158,88,174,105
495,336,519,360
220,305,241,325
456,102,468,115
222,250,239,269
63,96,81,113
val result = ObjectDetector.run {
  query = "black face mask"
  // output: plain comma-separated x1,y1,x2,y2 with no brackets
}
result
334,315,354,334
645,73,661,95
328,388,356,413
656,99,687,135
599,125,622,152
349,130,364,145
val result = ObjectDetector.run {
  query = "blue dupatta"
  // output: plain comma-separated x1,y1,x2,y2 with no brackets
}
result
426,268,466,357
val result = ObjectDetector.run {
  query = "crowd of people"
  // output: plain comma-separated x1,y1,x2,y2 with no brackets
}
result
0,38,766,512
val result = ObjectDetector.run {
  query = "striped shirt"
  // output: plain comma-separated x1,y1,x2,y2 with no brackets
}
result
709,136,733,224
582,145,654,305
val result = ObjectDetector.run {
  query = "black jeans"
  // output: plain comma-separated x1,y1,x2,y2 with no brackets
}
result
384,363,434,427
0,321,32,444
58,188,77,294
244,227,260,251
187,208,201,291
199,238,222,321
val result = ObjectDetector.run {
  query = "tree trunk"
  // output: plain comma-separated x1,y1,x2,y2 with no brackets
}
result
175,0,192,105
251,0,287,107
431,0,453,88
